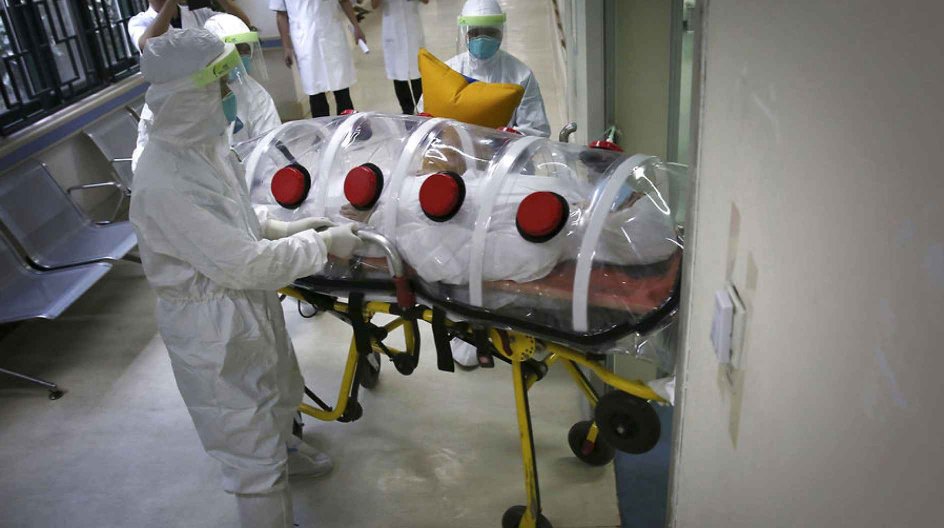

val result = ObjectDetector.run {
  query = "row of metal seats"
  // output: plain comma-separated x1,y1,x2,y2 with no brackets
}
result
0,106,141,398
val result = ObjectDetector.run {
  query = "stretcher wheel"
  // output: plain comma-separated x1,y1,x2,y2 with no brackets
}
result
594,391,660,454
567,421,615,466
501,505,552,528
392,355,416,375
359,351,381,389
338,401,363,423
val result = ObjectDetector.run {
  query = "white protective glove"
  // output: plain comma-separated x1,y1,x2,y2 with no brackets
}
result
319,224,362,258
262,217,335,240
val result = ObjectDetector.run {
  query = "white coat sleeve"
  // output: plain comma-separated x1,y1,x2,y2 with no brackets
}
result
134,187,328,291
269,0,287,11
513,70,551,138
127,11,156,52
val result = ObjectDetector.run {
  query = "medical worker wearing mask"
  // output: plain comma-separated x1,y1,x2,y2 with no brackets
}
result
204,14,283,144
273,0,366,117
130,28,361,527
419,0,551,137
128,0,253,172
372,0,428,115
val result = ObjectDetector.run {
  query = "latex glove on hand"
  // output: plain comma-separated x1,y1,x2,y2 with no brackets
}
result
262,217,335,240
319,224,362,258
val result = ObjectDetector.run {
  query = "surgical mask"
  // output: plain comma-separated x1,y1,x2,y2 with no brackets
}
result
240,56,252,74
468,36,500,60
222,92,238,123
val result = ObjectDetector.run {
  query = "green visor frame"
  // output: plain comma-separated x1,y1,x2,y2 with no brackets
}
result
457,13,507,27
191,46,241,88
223,31,260,45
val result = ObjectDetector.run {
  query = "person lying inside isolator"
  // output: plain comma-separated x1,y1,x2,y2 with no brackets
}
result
241,120,678,369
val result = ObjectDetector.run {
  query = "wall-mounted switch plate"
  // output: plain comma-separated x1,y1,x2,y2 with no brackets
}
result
711,289,734,364
711,284,747,368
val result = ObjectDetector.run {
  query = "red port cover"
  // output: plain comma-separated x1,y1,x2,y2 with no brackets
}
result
419,172,465,221
498,126,522,135
344,163,384,210
516,192,569,242
417,112,433,118
271,165,310,209
589,140,623,152
340,109,357,116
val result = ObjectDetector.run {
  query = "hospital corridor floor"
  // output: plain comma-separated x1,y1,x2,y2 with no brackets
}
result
0,261,619,528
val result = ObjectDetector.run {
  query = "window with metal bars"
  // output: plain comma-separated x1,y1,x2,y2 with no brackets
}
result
0,0,147,135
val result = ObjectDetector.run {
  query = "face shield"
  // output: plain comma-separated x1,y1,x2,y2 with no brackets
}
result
225,31,269,82
457,13,506,61
190,44,251,129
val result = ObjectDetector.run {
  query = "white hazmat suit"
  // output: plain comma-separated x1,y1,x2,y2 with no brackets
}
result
130,28,356,527
128,3,220,173
418,0,551,137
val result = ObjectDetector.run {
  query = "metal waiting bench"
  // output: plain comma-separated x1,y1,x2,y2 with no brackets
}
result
0,160,137,270
0,232,112,399
70,108,139,223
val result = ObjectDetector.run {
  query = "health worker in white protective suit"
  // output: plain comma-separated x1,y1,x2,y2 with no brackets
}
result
128,0,254,172
204,13,283,144
418,0,551,137
129,28,361,528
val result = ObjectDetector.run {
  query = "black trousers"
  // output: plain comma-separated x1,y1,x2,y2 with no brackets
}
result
309,88,354,118
393,78,423,115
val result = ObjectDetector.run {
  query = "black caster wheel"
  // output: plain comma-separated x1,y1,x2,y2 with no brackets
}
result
359,351,381,389
567,420,615,466
392,354,416,376
337,401,363,423
501,505,552,528
594,391,660,454
48,390,64,400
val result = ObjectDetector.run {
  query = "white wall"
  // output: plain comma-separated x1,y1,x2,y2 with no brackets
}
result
671,1,944,526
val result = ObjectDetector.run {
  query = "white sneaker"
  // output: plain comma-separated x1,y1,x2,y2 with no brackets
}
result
287,438,334,479
451,339,480,369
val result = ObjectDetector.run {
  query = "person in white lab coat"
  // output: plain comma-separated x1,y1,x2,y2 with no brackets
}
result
127,0,254,172
418,0,551,137
372,0,427,115
131,28,361,528
272,0,366,117
203,13,283,144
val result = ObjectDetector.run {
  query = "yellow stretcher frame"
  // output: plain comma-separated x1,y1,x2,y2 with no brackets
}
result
280,286,666,528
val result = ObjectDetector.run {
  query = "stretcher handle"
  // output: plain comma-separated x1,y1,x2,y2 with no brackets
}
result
351,226,415,309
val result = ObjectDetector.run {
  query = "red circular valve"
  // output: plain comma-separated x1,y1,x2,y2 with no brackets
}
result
271,164,311,209
419,172,465,222
340,109,357,116
589,140,623,152
344,163,384,210
516,192,569,243
498,126,522,135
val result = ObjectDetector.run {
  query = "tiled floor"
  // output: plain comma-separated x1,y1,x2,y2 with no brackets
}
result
0,2,619,527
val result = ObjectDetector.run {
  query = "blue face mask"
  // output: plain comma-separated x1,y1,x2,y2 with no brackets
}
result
221,92,238,124
468,36,500,60
240,56,252,75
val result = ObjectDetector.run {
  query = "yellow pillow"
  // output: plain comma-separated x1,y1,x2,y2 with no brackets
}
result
419,48,524,128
